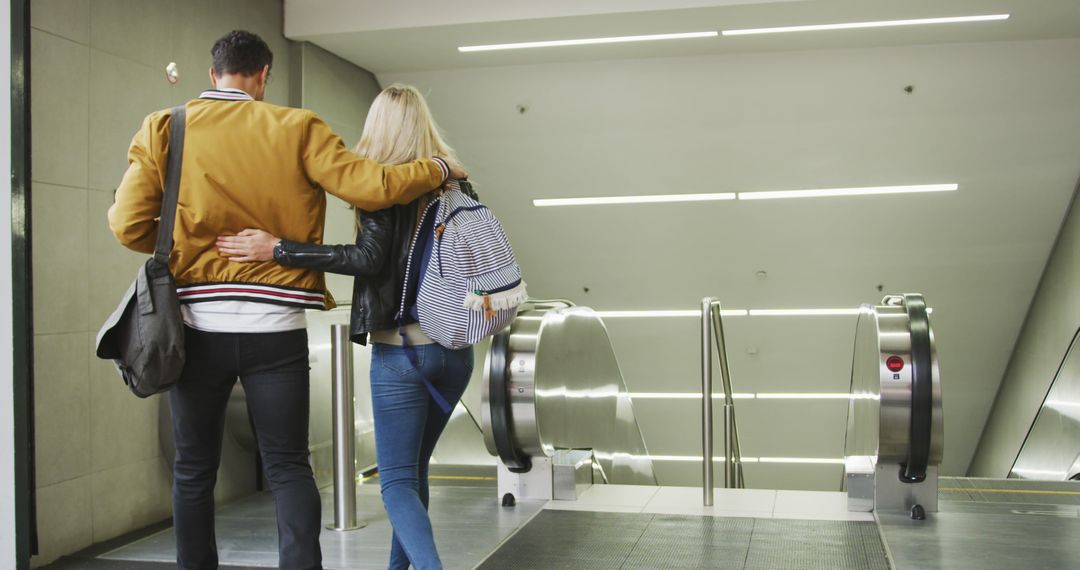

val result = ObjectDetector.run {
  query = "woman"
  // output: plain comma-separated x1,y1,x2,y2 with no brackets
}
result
216,84,473,570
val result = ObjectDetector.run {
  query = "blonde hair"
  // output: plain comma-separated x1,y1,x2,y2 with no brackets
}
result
354,84,459,167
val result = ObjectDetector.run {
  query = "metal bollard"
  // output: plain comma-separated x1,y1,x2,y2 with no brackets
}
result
327,324,365,531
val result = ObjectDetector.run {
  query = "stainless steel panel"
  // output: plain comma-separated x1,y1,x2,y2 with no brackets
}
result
845,456,875,512
497,456,553,501
845,295,944,512
845,305,882,461
430,400,494,467
845,299,943,466
876,464,939,512
552,449,594,501
1011,329,1080,481
483,306,657,485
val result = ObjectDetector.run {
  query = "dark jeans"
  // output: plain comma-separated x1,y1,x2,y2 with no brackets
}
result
169,327,322,570
370,342,474,570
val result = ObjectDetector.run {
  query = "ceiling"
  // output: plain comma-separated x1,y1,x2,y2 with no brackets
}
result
285,0,1080,73
284,0,1080,481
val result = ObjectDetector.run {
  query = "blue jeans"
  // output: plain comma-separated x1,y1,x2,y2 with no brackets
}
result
370,342,474,570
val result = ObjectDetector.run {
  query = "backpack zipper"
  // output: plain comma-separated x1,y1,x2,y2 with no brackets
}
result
286,251,332,259
395,198,440,323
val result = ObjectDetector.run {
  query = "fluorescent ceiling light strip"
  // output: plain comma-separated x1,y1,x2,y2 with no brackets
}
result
460,31,718,53
628,392,755,399
642,455,841,464
737,184,957,201
535,185,955,206
534,192,735,207
597,307,928,318
758,457,845,464
646,455,711,462
755,393,850,399
594,310,698,318
594,310,747,318
749,308,863,316
629,392,869,400
629,393,709,399
722,14,1009,36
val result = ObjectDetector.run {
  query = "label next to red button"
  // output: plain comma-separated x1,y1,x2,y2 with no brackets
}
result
886,356,905,372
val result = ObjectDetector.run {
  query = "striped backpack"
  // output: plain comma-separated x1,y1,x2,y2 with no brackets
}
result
398,181,527,404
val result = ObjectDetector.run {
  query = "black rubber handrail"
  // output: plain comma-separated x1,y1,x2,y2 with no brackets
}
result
901,294,933,483
488,330,531,473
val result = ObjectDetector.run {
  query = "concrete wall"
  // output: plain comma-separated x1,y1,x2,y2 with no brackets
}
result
970,177,1080,477
29,1,293,565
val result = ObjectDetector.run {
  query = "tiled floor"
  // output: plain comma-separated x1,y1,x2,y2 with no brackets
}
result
62,478,1080,569
76,484,869,569
99,485,543,570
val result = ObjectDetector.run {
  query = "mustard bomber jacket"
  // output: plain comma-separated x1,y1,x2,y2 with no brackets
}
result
107,90,450,310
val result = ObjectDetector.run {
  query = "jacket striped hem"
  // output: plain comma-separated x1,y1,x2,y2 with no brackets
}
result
176,282,326,309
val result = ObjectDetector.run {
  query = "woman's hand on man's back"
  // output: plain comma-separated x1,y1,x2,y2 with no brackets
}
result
216,229,280,262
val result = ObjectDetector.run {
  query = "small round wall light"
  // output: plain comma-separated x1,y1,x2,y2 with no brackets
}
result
165,62,180,85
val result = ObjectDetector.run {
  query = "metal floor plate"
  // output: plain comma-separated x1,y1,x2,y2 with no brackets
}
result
880,477,1080,569
94,485,542,570
477,510,889,570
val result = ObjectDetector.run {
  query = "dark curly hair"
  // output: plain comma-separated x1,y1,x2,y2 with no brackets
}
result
211,30,273,77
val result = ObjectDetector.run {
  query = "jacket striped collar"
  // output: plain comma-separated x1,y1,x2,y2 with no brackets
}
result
199,87,254,101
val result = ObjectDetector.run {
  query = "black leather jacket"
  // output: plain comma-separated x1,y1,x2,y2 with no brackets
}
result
273,182,476,345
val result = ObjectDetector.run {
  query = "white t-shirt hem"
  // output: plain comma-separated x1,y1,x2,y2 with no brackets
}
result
181,300,308,333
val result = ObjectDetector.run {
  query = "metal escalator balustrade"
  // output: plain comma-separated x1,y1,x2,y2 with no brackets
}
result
482,302,657,500
845,293,944,516
1010,327,1080,482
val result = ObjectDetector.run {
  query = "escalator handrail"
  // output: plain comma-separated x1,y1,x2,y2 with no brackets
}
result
487,329,531,473
901,294,933,482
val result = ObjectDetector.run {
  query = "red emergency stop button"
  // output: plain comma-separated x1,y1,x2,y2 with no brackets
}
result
886,356,905,372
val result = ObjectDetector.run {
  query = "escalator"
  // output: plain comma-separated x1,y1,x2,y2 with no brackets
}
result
481,301,657,499
1009,328,1080,481
157,292,944,515
845,293,944,514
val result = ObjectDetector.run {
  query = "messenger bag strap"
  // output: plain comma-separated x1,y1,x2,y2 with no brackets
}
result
152,105,187,266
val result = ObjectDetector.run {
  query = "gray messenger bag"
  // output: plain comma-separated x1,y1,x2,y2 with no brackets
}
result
95,105,188,398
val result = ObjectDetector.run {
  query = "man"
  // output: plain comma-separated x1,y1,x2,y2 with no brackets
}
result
108,31,464,570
